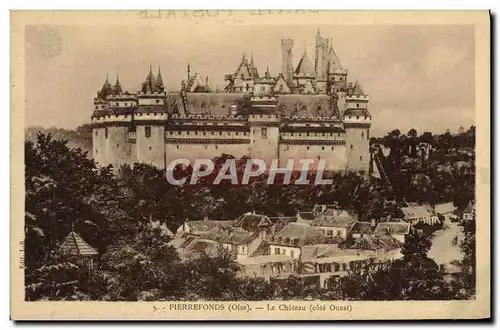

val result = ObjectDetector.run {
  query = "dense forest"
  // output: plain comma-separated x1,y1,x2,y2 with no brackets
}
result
24,126,476,301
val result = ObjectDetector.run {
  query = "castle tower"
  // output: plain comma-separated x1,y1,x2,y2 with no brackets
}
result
134,67,168,169
248,95,280,165
343,81,371,174
281,39,294,85
314,28,329,80
91,75,135,169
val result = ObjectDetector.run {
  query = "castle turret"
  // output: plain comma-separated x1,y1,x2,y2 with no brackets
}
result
135,67,167,168
314,28,329,80
343,81,371,173
248,95,280,164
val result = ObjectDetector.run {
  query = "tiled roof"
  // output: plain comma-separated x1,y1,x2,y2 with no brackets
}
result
235,213,272,232
236,254,294,266
201,226,258,245
60,231,98,257
313,214,356,228
400,206,433,219
298,212,315,220
185,220,235,234
374,222,410,235
271,222,329,247
349,234,402,251
434,202,456,214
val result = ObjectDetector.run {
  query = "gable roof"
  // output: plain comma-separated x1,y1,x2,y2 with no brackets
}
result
352,81,365,95
312,213,356,228
235,213,272,232
60,231,98,257
349,234,403,251
294,50,314,75
185,220,235,234
374,222,410,236
434,202,457,214
201,226,258,245
271,222,330,247
400,206,433,219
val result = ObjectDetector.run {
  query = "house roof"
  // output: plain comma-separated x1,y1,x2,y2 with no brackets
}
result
350,222,373,235
185,238,220,255
349,234,403,251
185,220,235,234
374,222,410,235
434,202,457,214
268,216,297,233
202,226,258,245
271,222,329,247
235,213,272,232
312,214,356,228
60,231,98,257
236,254,294,266
400,206,433,219
463,202,475,214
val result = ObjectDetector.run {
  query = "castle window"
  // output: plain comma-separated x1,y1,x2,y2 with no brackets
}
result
116,103,119,106
215,145,218,150
203,132,206,136
145,126,151,138
95,149,97,154
105,128,108,139
236,132,239,136
367,130,370,140
360,156,363,161
211,132,214,135
176,145,179,149
306,133,310,136
149,146,152,151
306,146,310,150
204,145,208,150
338,133,341,137
331,147,334,150
220,132,223,136
156,100,160,104
350,144,353,150
117,144,119,148
356,116,359,119
361,131,364,138
95,130,98,136
322,146,325,151
261,127,268,139
357,104,359,108
125,103,128,106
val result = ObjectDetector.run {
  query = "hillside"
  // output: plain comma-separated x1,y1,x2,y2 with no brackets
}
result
25,124,93,155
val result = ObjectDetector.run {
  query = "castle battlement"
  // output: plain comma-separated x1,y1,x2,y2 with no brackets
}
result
91,113,133,124
170,114,246,120
134,112,168,121
250,96,278,102
284,116,339,122
137,91,166,97
330,68,348,75
106,94,138,100
346,94,369,101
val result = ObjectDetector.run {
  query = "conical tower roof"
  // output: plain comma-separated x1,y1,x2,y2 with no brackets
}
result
156,66,164,90
352,81,365,95
60,231,98,256
328,46,343,70
113,74,122,94
97,75,112,99
295,49,314,75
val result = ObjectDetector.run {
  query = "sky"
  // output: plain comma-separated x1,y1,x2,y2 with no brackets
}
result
24,24,475,137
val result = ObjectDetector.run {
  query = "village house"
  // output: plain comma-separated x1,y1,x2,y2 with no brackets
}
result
348,234,403,262
200,226,262,260
236,254,298,280
434,202,457,217
373,221,411,244
463,201,475,220
400,205,440,226
268,222,335,260
175,219,235,236
311,212,357,240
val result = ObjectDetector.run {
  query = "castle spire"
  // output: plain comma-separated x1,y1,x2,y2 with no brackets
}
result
250,52,254,66
316,27,321,40
114,74,122,94
265,66,271,78
156,66,164,89
352,80,365,95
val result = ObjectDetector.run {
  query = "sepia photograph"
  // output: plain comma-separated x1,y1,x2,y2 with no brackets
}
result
10,10,490,320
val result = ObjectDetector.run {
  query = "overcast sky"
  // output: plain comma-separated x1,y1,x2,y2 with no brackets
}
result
25,24,475,136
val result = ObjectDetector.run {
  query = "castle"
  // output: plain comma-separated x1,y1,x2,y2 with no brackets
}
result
91,29,372,173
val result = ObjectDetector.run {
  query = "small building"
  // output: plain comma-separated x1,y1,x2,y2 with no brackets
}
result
176,219,235,236
434,202,457,216
373,222,411,243
400,205,440,226
311,213,357,240
348,234,403,262
463,201,475,221
200,226,262,260
60,231,99,271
